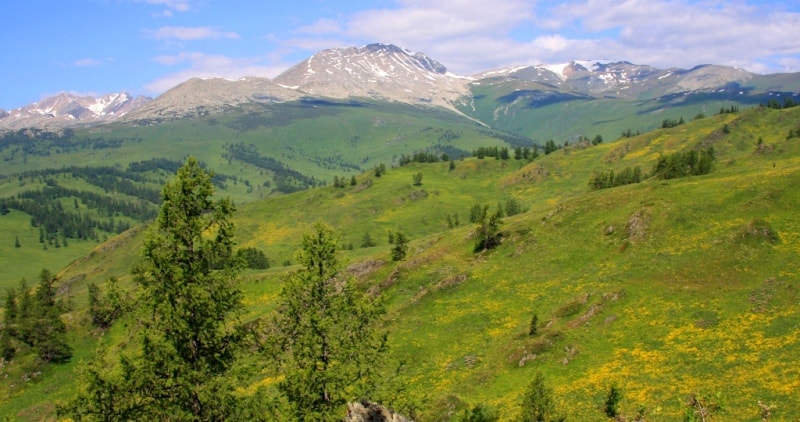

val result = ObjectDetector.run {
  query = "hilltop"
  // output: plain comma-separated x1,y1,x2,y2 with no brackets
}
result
1,105,799,420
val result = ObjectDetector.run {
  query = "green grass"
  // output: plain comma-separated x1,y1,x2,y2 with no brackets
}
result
461,79,784,143
2,106,800,420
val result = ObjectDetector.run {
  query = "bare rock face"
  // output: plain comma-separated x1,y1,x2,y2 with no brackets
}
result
345,400,413,422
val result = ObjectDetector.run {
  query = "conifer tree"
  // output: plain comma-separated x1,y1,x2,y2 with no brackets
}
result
518,372,564,422
272,222,387,420
391,231,409,261
30,269,71,363
65,157,245,420
474,205,503,252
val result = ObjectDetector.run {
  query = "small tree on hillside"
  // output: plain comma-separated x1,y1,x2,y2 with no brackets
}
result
518,372,564,422
391,231,408,261
474,205,503,252
413,172,423,186
529,314,539,336
271,223,387,420
361,231,377,248
604,385,622,418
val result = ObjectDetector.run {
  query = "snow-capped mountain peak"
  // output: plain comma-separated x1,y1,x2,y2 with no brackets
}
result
0,92,151,129
273,43,469,110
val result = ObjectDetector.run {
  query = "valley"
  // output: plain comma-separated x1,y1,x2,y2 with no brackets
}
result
0,43,799,420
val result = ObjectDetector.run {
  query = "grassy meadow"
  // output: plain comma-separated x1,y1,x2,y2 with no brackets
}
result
1,105,800,420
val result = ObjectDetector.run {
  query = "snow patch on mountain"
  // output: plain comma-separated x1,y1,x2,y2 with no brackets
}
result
273,43,470,112
0,92,151,129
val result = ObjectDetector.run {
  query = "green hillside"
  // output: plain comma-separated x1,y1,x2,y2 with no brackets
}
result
0,100,519,291
460,79,790,143
1,105,800,420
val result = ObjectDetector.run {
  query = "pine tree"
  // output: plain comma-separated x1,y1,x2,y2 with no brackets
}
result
65,157,245,420
529,314,538,336
391,231,409,261
413,172,423,186
474,205,503,252
604,385,622,418
271,223,387,420
518,372,564,422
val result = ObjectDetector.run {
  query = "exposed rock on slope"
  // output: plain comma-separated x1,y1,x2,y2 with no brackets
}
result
345,400,413,422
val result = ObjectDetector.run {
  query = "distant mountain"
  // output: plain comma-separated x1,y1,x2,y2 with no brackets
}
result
473,61,756,99
124,43,470,124
0,92,151,129
272,43,470,109
122,77,301,125
4,43,800,130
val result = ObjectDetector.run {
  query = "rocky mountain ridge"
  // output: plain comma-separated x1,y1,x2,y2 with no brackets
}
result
472,61,756,99
2,43,796,129
0,92,151,129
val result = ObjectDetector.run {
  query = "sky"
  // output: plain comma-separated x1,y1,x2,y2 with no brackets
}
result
1,0,799,110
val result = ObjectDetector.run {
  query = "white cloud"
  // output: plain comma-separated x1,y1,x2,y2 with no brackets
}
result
137,0,194,13
143,26,239,41
144,52,287,94
73,58,104,67
293,19,342,35
537,0,800,72
276,0,800,74
346,0,534,44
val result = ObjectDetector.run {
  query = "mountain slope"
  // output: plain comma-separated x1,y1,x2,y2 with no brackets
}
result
121,77,302,124
2,105,799,420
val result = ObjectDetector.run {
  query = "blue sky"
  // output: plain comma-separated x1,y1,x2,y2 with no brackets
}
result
1,0,798,110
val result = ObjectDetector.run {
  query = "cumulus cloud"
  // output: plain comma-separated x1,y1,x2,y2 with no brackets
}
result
143,26,239,41
143,52,287,94
276,0,800,75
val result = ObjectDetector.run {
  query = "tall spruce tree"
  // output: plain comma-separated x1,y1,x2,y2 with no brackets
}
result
64,157,245,420
272,222,387,420
31,269,71,363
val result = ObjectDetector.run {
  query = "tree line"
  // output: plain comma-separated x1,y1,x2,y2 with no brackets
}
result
0,128,139,158
0,183,157,241
651,147,716,180
223,142,320,193
1,269,72,365
764,97,797,110
589,166,643,190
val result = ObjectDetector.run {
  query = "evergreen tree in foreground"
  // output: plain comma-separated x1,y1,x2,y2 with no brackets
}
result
64,157,246,420
271,222,387,421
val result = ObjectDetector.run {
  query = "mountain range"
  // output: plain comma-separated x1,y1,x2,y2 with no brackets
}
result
2,43,798,130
